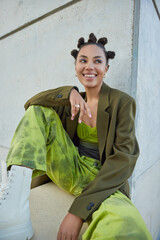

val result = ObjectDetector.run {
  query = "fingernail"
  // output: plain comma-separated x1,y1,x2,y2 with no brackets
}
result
89,114,92,118
79,120,82,123
72,113,75,117
71,117,74,120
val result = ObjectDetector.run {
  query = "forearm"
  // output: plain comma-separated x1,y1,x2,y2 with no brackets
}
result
24,86,78,110
57,212,83,240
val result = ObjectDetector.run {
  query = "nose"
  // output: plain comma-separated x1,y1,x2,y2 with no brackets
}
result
85,61,94,70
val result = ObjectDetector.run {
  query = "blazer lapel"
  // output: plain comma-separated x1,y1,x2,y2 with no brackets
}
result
97,82,110,161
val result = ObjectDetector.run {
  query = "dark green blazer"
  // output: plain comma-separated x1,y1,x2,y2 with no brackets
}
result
24,82,139,221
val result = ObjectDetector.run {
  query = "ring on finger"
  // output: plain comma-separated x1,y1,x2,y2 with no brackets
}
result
75,104,80,108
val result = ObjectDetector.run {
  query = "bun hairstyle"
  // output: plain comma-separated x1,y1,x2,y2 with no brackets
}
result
71,33,115,64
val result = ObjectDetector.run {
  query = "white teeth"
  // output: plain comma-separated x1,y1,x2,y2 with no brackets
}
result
84,75,95,77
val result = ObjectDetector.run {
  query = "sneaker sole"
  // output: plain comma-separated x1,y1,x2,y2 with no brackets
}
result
0,220,33,240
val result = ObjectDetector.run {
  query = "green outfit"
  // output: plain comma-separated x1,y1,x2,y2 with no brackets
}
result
77,121,98,143
23,83,138,220
6,83,152,239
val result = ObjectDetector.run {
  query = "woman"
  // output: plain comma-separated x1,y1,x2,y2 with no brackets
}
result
0,33,152,240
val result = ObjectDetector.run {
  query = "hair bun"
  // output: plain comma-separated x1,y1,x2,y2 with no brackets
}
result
71,49,78,59
88,33,97,43
77,37,85,48
71,33,116,62
107,51,115,59
97,37,108,46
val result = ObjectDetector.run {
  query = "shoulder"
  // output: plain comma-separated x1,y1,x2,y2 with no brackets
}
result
103,84,135,107
110,86,134,102
101,83,136,112
108,86,136,117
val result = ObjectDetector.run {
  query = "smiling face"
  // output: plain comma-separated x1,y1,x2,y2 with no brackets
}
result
75,44,108,90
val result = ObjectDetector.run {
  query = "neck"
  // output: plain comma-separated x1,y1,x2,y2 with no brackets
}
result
85,83,102,103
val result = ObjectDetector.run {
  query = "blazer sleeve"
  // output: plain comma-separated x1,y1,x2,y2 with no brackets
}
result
69,96,139,221
24,86,79,110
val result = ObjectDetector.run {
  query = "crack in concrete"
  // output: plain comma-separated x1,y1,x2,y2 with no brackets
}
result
0,0,82,40
152,0,160,20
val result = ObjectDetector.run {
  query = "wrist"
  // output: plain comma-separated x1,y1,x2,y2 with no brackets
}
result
68,212,84,222
69,86,79,99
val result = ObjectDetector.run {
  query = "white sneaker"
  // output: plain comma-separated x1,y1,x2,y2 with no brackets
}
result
0,161,33,240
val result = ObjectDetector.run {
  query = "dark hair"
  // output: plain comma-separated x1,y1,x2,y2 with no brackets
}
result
71,33,115,65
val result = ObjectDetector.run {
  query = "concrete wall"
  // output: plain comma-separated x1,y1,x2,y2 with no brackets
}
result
131,1,160,239
0,0,159,239
0,0,70,36
0,0,134,149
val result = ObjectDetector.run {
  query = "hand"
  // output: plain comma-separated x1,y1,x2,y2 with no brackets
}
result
57,212,83,240
69,88,92,123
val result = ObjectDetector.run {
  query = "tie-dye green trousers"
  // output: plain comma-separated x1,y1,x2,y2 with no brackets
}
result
6,105,152,240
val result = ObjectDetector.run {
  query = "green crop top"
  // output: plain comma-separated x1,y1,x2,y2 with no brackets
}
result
77,122,100,160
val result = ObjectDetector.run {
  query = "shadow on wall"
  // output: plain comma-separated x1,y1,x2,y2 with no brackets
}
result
157,231,160,240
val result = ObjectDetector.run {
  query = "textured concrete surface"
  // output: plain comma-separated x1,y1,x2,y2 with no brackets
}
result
0,0,134,148
0,0,70,36
0,146,9,182
132,160,160,239
30,182,88,240
131,1,160,239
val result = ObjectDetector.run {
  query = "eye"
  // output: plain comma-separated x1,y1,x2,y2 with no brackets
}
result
95,59,102,63
79,59,86,63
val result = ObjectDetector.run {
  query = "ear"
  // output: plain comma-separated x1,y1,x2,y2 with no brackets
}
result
105,65,109,73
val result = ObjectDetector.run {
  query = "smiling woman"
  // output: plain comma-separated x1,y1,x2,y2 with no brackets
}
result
0,33,152,240
75,45,108,91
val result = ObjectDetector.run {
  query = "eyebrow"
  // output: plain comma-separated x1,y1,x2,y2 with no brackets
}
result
79,55,103,59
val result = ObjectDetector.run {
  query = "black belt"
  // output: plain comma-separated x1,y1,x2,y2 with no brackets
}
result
78,141,100,160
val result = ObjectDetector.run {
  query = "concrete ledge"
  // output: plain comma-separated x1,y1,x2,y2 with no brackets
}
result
30,182,88,240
